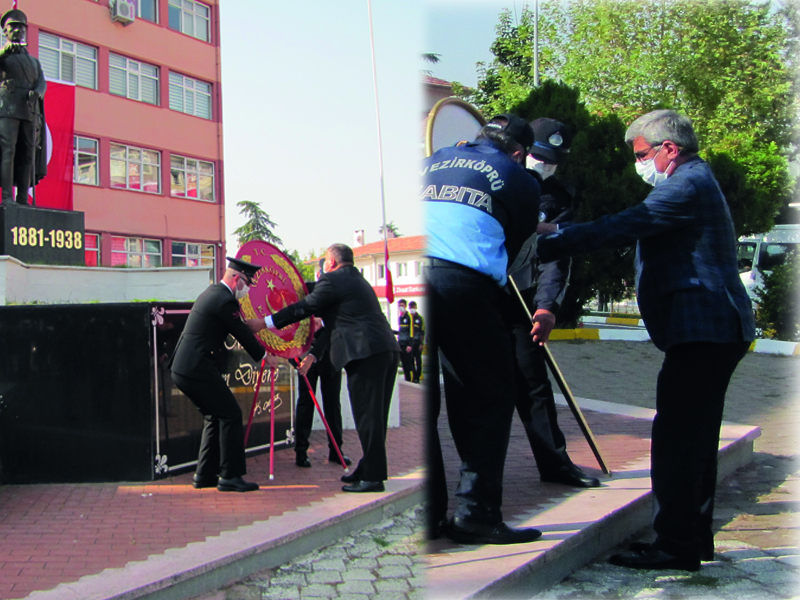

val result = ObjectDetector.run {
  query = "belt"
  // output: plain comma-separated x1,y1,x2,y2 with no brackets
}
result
427,257,472,270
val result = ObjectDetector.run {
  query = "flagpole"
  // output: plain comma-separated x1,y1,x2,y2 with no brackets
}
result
366,0,393,304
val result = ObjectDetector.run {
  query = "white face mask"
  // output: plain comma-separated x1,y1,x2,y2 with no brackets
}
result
635,147,673,186
398,306,406,314
526,155,557,180
409,308,417,314
234,281,250,299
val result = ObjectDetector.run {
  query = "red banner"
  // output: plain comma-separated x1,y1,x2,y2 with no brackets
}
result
31,81,75,210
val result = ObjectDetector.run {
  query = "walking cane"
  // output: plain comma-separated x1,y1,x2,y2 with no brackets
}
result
508,275,611,475
244,357,267,447
269,366,276,480
292,358,349,473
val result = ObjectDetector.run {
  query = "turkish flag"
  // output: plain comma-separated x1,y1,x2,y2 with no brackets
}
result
30,81,75,210
384,242,394,303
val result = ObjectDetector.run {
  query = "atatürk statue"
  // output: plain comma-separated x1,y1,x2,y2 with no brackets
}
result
0,9,46,205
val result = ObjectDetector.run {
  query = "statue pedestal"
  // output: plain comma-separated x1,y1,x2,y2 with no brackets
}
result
0,203,85,266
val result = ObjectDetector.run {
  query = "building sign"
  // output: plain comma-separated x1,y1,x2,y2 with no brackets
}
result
0,203,85,266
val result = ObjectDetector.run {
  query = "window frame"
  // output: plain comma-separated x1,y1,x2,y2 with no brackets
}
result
73,135,99,186
109,53,160,105
84,233,100,267
167,0,211,42
111,236,162,268
138,0,158,23
168,71,212,119
109,142,162,194
171,241,215,268
38,31,97,89
170,154,215,202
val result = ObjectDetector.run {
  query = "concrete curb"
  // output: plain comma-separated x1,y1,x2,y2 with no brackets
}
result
551,328,800,356
425,398,761,599
24,470,425,600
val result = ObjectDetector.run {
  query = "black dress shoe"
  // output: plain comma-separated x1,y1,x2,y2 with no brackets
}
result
541,464,601,488
629,541,714,562
295,455,312,468
328,453,352,466
341,471,360,483
342,480,385,493
192,474,218,489
609,548,700,571
217,476,259,492
445,517,542,545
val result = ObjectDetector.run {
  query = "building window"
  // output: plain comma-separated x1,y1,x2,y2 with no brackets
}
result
169,72,211,119
170,155,214,201
378,264,385,279
171,241,214,267
74,136,99,185
111,236,162,268
110,143,161,193
415,260,423,277
109,54,159,105
39,32,97,89
84,233,99,267
138,0,158,22
168,0,210,42
396,262,408,277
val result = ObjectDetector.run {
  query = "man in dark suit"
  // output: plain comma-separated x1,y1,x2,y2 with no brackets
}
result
169,257,268,493
251,243,400,493
537,109,755,571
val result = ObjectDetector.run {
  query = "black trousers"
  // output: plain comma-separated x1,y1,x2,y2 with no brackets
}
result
508,317,573,475
0,117,35,204
172,371,247,479
294,354,343,456
427,262,516,525
344,350,399,482
400,343,415,381
651,340,749,558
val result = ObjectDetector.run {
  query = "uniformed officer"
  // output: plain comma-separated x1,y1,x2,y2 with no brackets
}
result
407,301,424,383
506,118,601,489
425,114,544,544
0,9,46,205
169,257,268,492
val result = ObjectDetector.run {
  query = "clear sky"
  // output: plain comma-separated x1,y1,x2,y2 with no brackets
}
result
219,2,423,258
219,1,524,258
425,0,527,89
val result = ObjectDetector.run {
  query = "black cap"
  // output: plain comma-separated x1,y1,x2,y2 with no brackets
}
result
529,118,573,164
1,9,27,28
485,114,535,154
226,256,260,284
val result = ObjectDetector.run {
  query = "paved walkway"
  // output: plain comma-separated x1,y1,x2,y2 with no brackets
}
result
1,340,795,599
529,340,800,599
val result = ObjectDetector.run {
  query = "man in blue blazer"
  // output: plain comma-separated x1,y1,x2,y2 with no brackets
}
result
251,243,400,493
537,110,755,571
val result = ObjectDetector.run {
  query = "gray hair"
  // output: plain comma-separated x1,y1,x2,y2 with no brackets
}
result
327,243,354,264
624,110,699,154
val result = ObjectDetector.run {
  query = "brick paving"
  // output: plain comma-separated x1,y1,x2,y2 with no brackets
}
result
0,382,424,600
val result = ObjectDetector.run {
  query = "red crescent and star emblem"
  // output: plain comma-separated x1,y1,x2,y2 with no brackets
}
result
236,240,314,359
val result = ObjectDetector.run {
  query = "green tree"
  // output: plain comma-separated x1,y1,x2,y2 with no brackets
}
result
511,81,647,326
232,200,283,247
756,250,800,341
378,221,401,238
463,0,796,236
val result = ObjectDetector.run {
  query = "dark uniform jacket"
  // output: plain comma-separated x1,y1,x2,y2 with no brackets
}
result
507,173,574,316
0,47,46,121
397,312,424,346
169,283,266,381
271,265,399,371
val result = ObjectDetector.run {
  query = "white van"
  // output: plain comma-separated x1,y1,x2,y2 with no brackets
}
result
736,224,800,303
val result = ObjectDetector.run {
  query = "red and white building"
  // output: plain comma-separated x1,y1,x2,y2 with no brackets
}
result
21,0,225,279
